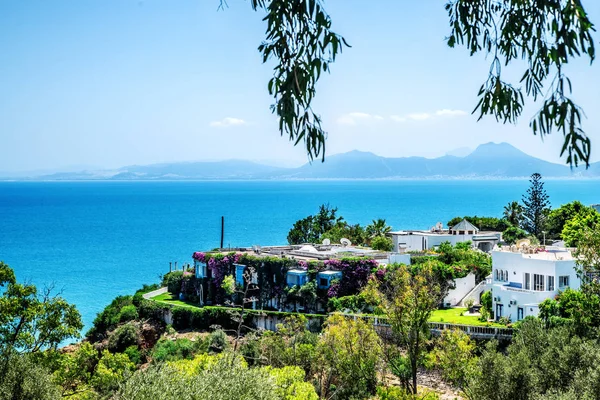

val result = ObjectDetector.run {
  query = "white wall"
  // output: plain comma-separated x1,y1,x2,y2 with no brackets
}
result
444,273,476,306
388,253,411,265
392,232,478,253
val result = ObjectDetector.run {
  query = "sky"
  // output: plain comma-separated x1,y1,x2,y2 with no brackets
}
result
1,0,599,172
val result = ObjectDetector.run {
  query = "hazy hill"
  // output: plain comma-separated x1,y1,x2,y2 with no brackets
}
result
284,142,598,179
5,142,600,180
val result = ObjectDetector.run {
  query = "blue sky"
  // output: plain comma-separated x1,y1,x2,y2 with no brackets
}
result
1,1,599,172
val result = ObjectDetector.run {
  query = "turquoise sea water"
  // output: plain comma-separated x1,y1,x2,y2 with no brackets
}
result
1,180,599,334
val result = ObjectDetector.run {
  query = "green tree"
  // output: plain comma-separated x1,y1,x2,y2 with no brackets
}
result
320,221,367,246
366,219,392,240
502,226,528,245
0,351,61,400
435,329,477,391
51,342,99,396
365,262,442,395
561,210,600,247
521,173,551,240
446,216,510,232
244,1,595,165
287,215,317,245
0,262,83,352
538,288,600,336
546,201,597,240
316,314,382,399
287,204,342,244
464,319,600,400
503,201,523,227
575,224,600,297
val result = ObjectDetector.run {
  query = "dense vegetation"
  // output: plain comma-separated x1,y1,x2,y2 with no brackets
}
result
448,173,600,246
286,204,393,249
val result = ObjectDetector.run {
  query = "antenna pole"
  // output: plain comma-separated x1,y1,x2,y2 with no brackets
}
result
220,216,224,249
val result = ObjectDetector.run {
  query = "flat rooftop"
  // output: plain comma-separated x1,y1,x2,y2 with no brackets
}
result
198,243,390,262
390,230,501,237
494,245,575,261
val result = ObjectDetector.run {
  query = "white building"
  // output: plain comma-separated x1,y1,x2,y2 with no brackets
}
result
490,246,580,322
390,219,502,253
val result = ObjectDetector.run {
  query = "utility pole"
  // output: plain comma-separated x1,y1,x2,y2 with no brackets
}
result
169,262,172,273
220,216,225,249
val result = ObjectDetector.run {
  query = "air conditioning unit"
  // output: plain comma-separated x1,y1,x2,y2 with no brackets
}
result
510,300,517,305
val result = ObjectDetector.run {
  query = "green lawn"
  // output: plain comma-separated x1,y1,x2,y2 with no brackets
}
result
151,292,202,308
429,308,504,327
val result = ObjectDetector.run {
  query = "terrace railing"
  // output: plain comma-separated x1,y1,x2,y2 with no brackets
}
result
339,313,514,340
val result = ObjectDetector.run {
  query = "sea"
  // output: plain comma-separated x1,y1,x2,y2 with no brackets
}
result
1,180,599,334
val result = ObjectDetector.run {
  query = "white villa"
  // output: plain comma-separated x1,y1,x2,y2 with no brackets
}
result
390,219,502,253
490,245,580,322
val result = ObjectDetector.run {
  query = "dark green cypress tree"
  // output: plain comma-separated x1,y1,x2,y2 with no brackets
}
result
521,173,550,240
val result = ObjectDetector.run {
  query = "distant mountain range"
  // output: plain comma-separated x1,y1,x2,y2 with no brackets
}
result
3,143,600,180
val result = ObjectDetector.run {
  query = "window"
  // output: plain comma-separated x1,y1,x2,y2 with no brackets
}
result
495,269,499,281
505,270,509,282
524,273,531,290
517,307,524,321
534,274,544,291
319,278,328,287
547,276,555,291
559,275,570,288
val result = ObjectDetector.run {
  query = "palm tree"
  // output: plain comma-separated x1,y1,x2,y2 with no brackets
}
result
366,218,392,239
503,201,524,227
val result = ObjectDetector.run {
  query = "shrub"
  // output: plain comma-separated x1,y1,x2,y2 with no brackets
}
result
152,338,207,363
240,334,261,366
162,271,184,295
171,306,253,332
124,345,143,365
119,305,139,323
90,350,135,395
108,323,139,353
371,235,393,251
327,294,368,312
137,299,165,324
208,329,229,353
87,296,133,341
376,386,440,400
480,290,492,316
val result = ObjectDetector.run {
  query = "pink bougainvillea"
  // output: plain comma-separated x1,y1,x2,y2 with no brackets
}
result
192,252,206,262
324,258,379,298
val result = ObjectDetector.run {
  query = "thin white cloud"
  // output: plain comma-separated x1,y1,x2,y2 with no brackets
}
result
390,115,407,123
435,109,468,117
209,117,247,128
337,112,384,126
390,109,468,123
407,113,432,121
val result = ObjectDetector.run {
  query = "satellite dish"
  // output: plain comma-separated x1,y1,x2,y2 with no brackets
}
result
340,238,351,247
516,239,531,248
322,238,331,245
436,222,443,231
